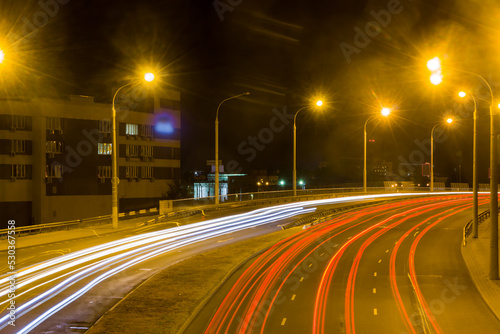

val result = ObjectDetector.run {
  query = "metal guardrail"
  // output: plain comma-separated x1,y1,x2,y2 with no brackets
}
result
0,187,467,238
463,208,495,246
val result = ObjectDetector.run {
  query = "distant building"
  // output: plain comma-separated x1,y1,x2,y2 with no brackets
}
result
193,164,246,200
0,90,181,227
372,159,393,177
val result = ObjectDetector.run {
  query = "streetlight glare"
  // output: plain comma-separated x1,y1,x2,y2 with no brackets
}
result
430,73,443,85
144,72,155,82
458,91,466,98
316,100,323,107
427,57,441,71
447,118,453,124
0,49,4,64
381,107,391,116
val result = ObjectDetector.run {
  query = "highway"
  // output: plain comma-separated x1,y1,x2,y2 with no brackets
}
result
191,194,500,334
0,192,438,334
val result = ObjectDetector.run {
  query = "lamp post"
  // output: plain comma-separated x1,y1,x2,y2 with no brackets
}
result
111,73,155,229
214,92,250,206
430,118,453,192
459,91,479,238
293,100,323,197
427,57,498,279
363,107,390,193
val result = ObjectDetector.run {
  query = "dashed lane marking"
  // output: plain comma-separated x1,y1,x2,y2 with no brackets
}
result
291,294,296,301
281,318,287,326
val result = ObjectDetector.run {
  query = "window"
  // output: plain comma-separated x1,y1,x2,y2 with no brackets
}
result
46,164,63,178
46,117,62,132
11,140,26,154
126,123,139,136
126,144,139,157
11,165,27,178
126,166,139,178
141,124,154,138
98,166,112,178
98,143,112,155
141,166,153,179
99,120,112,134
46,141,64,154
11,115,26,130
141,145,153,159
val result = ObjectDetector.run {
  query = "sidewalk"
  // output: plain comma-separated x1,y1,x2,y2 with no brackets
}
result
462,218,500,321
1,215,160,250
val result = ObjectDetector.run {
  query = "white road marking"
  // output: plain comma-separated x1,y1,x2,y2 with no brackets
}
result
291,294,296,301
414,231,420,237
217,238,234,243
378,259,382,263
385,249,389,253
320,253,324,256
373,288,376,294
308,263,312,268
374,308,378,315
374,272,377,277
281,318,287,326
300,277,304,282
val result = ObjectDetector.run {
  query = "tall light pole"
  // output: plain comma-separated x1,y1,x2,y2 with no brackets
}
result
459,91,478,238
364,107,390,193
111,73,155,229
427,57,497,280
430,118,453,191
293,100,323,197
214,92,250,206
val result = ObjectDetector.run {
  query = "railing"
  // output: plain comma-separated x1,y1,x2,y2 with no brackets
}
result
0,186,464,238
463,208,495,246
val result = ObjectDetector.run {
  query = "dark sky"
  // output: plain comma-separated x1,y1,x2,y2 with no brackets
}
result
1,0,499,184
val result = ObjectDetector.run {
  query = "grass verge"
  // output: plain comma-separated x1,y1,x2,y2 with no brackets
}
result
86,227,302,334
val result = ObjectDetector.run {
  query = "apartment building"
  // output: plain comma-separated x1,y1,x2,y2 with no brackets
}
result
0,91,181,227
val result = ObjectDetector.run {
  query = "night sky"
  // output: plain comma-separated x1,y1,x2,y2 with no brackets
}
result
1,0,499,185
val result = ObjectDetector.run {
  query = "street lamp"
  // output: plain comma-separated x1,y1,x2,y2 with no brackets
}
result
430,118,453,192
459,91,478,238
293,100,324,197
214,92,250,206
364,108,391,193
111,73,155,229
0,49,4,64
428,56,498,280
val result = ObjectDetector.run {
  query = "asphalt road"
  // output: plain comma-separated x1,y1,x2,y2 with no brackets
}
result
191,194,500,334
0,193,421,334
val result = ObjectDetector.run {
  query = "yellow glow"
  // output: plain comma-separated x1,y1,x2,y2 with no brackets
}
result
257,182,261,186
498,103,500,109
316,100,323,107
430,73,443,85
144,72,155,82
0,49,4,64
458,91,466,98
427,57,441,72
446,118,453,124
381,107,391,117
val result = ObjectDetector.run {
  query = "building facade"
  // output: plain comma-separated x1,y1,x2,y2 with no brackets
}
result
0,91,181,227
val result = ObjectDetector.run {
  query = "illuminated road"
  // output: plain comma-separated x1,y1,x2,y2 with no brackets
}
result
0,192,442,334
192,194,500,334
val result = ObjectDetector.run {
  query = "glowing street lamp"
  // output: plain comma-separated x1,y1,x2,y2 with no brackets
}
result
364,107,391,193
459,91,478,238
293,100,324,196
430,117,453,192
0,49,4,64
111,73,155,229
426,56,498,279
